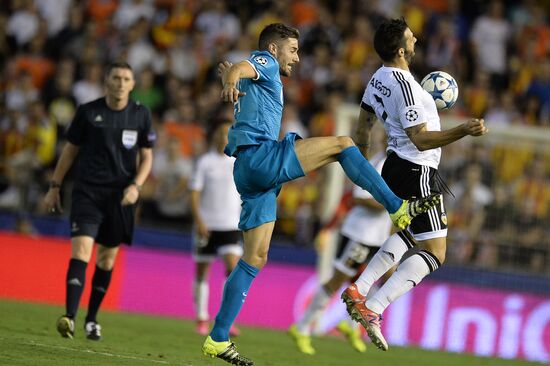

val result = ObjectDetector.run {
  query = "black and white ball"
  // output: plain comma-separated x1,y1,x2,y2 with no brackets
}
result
420,71,459,110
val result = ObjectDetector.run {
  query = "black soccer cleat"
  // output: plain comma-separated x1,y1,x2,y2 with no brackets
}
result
85,321,102,341
203,336,253,366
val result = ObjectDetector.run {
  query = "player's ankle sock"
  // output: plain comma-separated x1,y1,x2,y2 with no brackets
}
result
85,266,112,323
193,279,209,321
354,231,414,296
296,285,332,334
210,259,259,342
366,250,440,314
338,146,401,213
66,258,87,318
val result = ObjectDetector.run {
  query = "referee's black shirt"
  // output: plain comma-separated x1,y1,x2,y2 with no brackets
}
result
66,98,155,188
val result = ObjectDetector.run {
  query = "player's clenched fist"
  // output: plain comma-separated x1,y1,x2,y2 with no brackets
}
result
464,118,489,136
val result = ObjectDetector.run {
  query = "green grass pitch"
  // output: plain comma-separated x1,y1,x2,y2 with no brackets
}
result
0,299,541,366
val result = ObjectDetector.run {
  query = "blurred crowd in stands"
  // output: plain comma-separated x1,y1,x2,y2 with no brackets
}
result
0,0,549,275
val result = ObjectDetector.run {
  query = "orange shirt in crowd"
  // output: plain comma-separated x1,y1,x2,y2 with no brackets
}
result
15,56,55,89
163,121,206,158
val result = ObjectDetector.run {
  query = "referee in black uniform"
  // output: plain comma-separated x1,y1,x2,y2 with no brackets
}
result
44,62,154,341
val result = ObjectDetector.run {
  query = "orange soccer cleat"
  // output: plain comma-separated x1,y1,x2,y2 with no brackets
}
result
341,284,388,351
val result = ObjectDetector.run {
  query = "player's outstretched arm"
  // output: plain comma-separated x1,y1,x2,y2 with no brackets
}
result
219,61,257,103
405,118,488,151
44,142,80,213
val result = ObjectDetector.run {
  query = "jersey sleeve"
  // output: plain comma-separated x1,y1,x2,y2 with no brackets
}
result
394,78,427,129
66,105,87,146
189,157,206,191
138,107,155,148
246,54,279,82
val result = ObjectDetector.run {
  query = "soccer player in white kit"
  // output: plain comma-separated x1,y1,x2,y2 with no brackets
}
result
341,18,488,351
190,120,243,337
289,140,393,355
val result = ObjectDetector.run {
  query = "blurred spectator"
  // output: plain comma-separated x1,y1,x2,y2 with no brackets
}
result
163,100,206,158
484,90,521,127
130,68,164,113
425,16,460,73
35,0,72,37
512,155,550,220
72,63,103,105
477,184,514,269
526,59,550,123
14,34,55,90
447,164,493,264
152,137,193,222
114,0,155,31
7,0,40,47
5,71,39,111
469,0,511,91
194,1,241,53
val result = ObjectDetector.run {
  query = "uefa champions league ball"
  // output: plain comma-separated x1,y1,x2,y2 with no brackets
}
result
420,71,459,110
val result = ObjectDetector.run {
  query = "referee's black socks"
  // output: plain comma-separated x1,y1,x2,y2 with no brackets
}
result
65,258,88,319
86,266,113,323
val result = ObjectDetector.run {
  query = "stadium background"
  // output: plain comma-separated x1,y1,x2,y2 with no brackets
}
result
0,0,549,364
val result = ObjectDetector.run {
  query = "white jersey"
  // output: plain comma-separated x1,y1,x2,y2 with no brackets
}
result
189,150,241,231
362,66,441,169
340,152,392,246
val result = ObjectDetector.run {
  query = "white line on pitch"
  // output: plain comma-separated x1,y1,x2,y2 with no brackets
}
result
23,340,170,364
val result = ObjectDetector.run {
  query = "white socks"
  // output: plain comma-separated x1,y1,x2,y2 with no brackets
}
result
366,250,441,314
296,286,332,335
354,231,414,296
193,280,209,321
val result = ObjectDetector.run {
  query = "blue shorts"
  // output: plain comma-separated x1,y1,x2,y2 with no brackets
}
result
233,133,305,230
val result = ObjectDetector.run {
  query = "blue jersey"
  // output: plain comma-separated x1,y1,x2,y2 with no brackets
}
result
225,51,283,157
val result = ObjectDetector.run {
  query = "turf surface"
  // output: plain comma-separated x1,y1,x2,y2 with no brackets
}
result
0,299,541,366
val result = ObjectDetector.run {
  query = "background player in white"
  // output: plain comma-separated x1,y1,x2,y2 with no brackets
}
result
289,130,393,355
190,120,243,337
342,18,488,351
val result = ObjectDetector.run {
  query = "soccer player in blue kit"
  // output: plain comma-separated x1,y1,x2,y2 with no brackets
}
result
201,23,440,366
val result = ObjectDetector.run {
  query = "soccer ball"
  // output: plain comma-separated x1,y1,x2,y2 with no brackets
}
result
420,71,459,110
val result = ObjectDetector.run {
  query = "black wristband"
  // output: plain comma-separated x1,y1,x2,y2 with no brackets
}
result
49,180,61,189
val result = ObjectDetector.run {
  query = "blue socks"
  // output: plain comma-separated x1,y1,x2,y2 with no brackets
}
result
338,146,402,213
210,259,259,341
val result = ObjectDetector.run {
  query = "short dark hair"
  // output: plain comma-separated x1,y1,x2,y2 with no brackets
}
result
373,18,409,62
258,23,300,50
105,61,133,77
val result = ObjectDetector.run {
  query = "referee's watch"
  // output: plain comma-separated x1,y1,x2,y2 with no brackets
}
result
131,180,143,192
49,180,61,189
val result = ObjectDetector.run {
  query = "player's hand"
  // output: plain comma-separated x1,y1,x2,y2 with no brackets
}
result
196,220,210,238
44,189,63,214
218,61,232,77
221,82,245,103
464,118,489,136
121,184,139,206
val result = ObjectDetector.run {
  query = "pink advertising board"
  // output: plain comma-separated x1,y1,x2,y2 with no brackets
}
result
1,234,548,363
118,247,549,363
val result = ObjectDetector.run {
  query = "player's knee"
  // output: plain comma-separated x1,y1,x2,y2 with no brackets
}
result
71,247,92,262
429,248,446,265
337,136,355,151
96,255,116,270
244,251,268,269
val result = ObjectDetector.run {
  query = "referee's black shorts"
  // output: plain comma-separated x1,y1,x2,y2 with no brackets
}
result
70,184,136,247
382,151,447,240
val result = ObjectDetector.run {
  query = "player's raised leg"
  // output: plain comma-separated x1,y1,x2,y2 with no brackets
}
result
294,136,439,229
